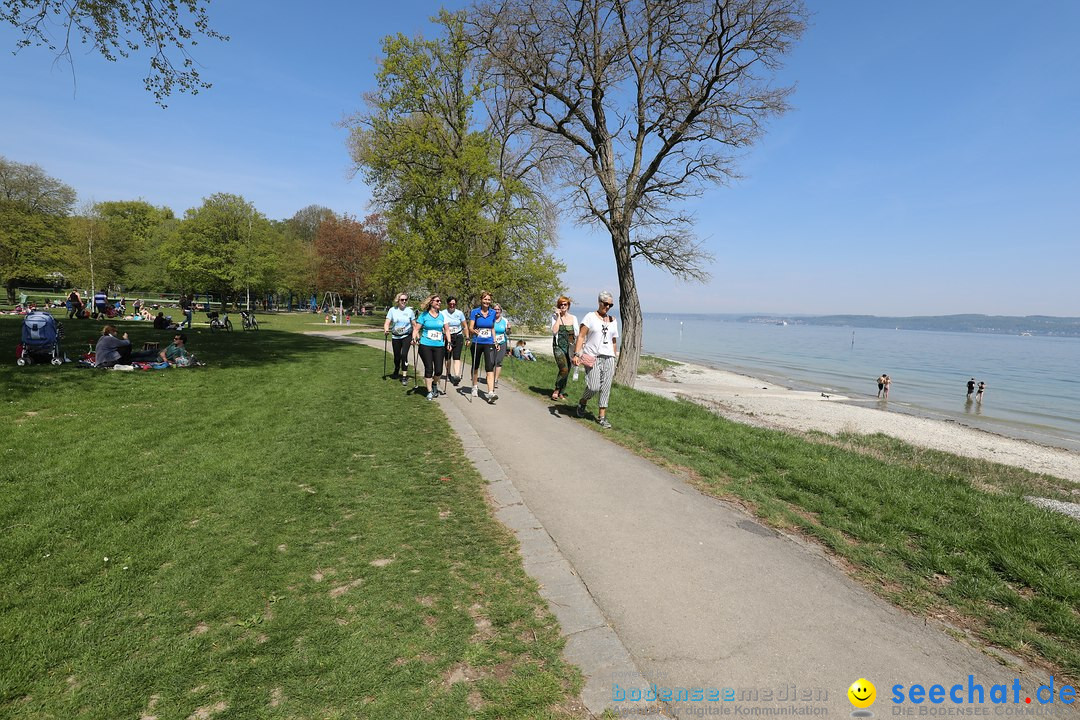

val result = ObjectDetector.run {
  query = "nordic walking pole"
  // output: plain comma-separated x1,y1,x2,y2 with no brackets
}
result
412,340,419,389
443,342,450,396
383,332,388,379
465,339,473,403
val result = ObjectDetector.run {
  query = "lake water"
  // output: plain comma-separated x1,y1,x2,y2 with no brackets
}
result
641,314,1080,453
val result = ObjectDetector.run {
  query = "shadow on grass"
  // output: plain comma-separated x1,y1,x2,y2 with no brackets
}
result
0,315,368,399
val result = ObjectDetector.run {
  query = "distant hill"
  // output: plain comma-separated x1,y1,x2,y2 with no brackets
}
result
742,314,1080,337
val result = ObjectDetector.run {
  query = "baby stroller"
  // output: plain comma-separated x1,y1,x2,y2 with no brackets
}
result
207,310,232,331
240,310,259,331
16,311,64,366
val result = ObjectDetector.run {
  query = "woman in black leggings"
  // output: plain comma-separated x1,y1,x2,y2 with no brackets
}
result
383,292,415,386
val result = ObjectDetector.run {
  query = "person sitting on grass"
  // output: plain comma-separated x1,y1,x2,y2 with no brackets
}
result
159,333,194,366
512,339,536,361
95,325,162,367
95,325,132,368
153,312,181,330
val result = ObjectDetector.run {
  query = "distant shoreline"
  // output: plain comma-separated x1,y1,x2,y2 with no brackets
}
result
642,311,1080,338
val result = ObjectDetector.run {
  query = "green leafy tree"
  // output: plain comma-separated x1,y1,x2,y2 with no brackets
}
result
0,202,70,302
66,200,174,292
125,214,181,292
470,0,806,384
346,11,564,323
286,205,336,246
1,0,229,106
275,218,319,307
165,191,249,297
0,155,77,215
0,156,76,301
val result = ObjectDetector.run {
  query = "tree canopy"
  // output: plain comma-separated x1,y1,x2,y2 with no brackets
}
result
0,156,75,300
0,156,386,309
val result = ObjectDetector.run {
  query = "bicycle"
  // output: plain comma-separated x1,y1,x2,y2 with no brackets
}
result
207,311,233,331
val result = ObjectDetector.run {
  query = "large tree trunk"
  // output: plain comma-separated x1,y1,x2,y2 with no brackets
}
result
611,224,641,387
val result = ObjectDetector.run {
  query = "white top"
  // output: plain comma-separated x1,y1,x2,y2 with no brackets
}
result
551,312,579,335
579,311,617,357
440,308,467,334
385,306,415,336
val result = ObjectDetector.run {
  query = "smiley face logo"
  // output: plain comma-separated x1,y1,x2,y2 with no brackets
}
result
848,678,876,709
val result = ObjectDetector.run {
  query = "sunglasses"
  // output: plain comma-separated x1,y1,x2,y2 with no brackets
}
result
399,297,408,302
600,301,613,308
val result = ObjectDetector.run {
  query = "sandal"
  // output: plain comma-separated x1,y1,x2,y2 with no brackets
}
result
551,393,560,400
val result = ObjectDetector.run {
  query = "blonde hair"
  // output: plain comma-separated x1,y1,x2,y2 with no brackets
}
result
420,294,441,313
477,291,493,304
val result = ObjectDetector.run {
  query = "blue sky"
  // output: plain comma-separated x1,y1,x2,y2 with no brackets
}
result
3,2,1077,316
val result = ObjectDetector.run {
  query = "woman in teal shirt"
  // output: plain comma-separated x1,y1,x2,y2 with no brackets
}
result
492,304,511,390
412,294,451,401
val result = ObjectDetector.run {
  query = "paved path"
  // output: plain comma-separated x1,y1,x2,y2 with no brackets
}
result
315,332,1073,719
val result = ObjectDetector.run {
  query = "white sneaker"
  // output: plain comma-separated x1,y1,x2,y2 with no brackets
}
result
471,386,479,398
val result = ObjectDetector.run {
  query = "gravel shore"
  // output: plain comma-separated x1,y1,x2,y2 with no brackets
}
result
636,360,1080,485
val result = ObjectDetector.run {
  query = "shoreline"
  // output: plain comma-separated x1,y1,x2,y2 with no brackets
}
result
634,357,1080,485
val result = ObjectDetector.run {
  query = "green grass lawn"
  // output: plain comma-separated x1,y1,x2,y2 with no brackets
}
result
0,316,583,719
499,354,1080,679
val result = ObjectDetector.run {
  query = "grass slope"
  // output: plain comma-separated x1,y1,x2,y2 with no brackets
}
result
0,315,582,719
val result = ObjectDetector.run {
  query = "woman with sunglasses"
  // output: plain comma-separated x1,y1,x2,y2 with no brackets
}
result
492,304,511,389
550,295,577,400
572,291,619,429
412,295,452,401
440,296,467,385
383,292,415,385
468,291,499,403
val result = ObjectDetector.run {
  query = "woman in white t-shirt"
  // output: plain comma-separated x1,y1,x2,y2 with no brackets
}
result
440,296,467,385
383,292,415,385
571,291,618,429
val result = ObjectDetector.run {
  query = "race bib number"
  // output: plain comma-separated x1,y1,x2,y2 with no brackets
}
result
426,329,443,342
477,328,492,339
495,333,506,344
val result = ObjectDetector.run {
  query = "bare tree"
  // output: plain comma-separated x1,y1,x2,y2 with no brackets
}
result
469,0,806,385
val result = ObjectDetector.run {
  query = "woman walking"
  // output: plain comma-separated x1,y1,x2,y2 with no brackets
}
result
550,295,577,400
468,291,499,404
441,296,467,385
572,291,619,429
492,303,511,389
383,292,415,386
412,295,452,401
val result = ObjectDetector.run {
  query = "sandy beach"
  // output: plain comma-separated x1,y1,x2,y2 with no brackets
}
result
635,360,1080,485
